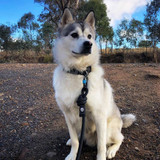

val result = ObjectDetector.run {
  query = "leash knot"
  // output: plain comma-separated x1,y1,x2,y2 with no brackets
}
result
77,93,87,117
76,73,89,117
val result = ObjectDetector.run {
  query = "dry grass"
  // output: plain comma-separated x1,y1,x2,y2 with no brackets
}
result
100,47,160,63
0,50,53,63
101,47,160,55
0,48,159,63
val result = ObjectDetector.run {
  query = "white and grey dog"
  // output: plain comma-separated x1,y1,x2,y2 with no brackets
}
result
53,8,136,160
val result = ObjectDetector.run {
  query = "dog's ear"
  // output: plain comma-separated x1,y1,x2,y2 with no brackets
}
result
84,11,95,30
60,8,74,27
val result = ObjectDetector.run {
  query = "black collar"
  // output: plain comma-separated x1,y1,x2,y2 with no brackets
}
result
66,66,92,76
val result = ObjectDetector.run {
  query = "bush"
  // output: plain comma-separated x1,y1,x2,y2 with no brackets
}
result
38,54,53,63
100,51,160,63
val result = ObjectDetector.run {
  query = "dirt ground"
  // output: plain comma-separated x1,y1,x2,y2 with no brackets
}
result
0,63,160,160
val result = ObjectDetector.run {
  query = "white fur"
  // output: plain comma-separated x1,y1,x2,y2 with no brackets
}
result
53,10,135,160
121,114,136,128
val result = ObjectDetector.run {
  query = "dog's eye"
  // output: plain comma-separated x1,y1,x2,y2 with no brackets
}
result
71,33,79,38
88,34,92,39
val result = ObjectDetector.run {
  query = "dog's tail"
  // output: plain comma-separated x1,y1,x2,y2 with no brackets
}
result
121,114,136,128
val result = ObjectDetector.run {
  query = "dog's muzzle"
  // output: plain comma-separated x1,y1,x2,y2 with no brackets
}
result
72,41,93,55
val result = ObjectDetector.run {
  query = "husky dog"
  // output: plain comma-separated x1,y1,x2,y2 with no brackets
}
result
53,8,136,160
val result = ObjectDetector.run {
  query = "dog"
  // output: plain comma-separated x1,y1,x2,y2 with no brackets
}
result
53,8,136,160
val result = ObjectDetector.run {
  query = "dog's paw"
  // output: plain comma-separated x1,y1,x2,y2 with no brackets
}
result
65,153,76,160
66,139,71,146
107,146,118,159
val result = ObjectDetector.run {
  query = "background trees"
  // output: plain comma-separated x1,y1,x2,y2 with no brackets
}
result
144,0,160,46
0,0,159,61
17,12,40,50
34,0,80,28
115,19,143,50
144,0,160,62
0,25,12,50
38,22,55,51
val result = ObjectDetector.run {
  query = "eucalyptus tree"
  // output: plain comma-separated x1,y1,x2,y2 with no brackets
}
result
128,18,144,49
0,24,12,50
18,12,40,50
116,18,144,51
144,0,160,62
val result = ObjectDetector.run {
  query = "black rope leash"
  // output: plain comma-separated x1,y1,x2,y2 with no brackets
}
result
76,71,89,160
66,66,91,160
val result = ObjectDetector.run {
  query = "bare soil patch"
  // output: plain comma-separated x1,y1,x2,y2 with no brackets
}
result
0,64,160,160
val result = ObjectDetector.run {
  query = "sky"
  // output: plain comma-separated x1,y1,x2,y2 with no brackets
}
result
0,0,151,29
0,0,43,26
104,0,151,27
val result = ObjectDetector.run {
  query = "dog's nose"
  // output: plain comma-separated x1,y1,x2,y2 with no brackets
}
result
83,41,92,48
81,41,92,55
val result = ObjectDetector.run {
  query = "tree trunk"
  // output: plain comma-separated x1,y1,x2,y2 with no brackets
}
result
99,38,102,54
153,41,157,63
105,40,108,54
75,0,80,9
111,41,113,54
146,46,147,54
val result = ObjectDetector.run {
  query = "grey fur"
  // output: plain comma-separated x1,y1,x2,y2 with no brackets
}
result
58,8,96,38
58,23,76,37
58,22,95,39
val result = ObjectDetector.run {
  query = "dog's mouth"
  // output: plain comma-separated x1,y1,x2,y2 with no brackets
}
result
72,51,79,54
72,50,91,55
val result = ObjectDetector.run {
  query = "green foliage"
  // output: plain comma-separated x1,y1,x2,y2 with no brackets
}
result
128,19,144,48
0,24,12,50
18,12,35,29
144,0,160,44
116,19,130,48
17,12,40,50
138,40,152,48
39,22,55,50
116,18,144,48
34,0,79,27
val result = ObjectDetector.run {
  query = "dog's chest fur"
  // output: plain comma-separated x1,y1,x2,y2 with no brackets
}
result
54,66,84,109
53,65,105,119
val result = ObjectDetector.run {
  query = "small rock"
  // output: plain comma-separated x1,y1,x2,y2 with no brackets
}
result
21,122,29,126
0,93,4,97
135,147,140,151
47,152,56,157
31,133,37,137
142,119,147,123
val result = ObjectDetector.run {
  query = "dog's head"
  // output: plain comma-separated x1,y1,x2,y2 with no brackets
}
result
53,8,99,70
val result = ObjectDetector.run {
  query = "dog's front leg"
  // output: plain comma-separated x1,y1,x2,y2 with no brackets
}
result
94,114,107,160
64,115,79,160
